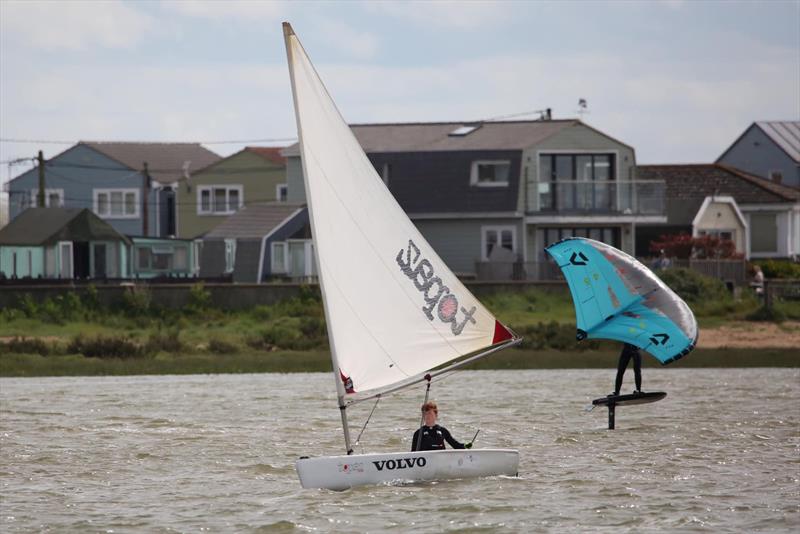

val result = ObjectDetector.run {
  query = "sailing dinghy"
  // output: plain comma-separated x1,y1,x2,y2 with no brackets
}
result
283,22,522,490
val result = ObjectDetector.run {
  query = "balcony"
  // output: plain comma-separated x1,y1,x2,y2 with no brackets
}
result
527,180,665,215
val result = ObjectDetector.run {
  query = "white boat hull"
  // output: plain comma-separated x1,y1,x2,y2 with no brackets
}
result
296,449,519,490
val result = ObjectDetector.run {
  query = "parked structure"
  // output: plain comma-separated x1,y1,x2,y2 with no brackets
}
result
636,164,800,260
6,142,220,237
130,237,199,279
199,202,307,283
716,121,800,189
283,119,665,280
177,146,287,239
0,208,131,279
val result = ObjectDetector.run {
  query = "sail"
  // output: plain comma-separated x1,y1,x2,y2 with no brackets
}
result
545,237,697,364
283,23,514,396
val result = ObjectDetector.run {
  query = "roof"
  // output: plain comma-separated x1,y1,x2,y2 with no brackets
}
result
755,121,800,162
245,146,287,166
0,208,130,246
282,119,578,155
81,142,221,184
204,202,306,239
637,164,800,224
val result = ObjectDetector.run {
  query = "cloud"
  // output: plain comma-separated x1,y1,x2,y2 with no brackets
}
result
363,0,511,30
161,0,286,22
312,20,380,60
0,0,154,51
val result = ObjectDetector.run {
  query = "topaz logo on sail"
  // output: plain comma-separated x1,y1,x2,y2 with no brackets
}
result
397,239,476,335
372,457,427,471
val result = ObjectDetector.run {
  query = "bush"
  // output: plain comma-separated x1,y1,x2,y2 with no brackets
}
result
0,337,51,356
656,268,731,305
207,338,239,354
746,305,787,323
514,321,601,351
754,260,800,279
145,329,185,354
185,283,212,314
68,335,147,359
121,286,152,316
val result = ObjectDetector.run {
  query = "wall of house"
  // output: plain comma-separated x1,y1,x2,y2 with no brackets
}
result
412,217,525,275
0,246,44,278
232,239,261,283
7,144,151,236
694,201,746,252
178,151,286,239
199,240,227,278
718,125,799,188
522,123,637,212
286,157,305,204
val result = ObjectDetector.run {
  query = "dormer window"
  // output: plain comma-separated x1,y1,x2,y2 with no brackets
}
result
471,160,510,187
449,124,481,136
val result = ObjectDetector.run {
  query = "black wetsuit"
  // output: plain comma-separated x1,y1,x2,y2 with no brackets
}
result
614,343,642,394
411,424,465,452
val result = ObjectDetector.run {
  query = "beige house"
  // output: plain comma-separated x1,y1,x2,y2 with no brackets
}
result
692,196,748,252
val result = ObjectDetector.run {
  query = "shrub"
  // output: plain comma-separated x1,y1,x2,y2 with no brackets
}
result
514,321,601,351
0,337,51,356
145,330,185,354
122,286,152,316
68,335,146,359
185,283,212,314
656,268,731,305
746,305,786,323
16,293,39,317
207,338,239,354
754,260,800,279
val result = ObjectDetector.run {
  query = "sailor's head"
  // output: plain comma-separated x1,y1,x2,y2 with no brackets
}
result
421,401,438,425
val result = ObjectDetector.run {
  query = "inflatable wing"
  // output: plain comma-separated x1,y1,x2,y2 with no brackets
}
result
545,237,698,364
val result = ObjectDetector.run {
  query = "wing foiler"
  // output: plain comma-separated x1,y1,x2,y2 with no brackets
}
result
545,237,698,364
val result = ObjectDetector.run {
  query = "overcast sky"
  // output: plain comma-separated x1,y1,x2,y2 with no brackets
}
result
1,0,798,186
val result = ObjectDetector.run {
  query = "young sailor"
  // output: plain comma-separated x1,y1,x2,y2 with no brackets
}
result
612,343,643,396
411,401,472,452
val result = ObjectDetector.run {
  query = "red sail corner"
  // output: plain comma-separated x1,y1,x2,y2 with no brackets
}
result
339,369,355,394
492,320,514,345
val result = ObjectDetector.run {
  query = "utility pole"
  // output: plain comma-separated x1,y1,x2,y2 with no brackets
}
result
142,162,150,236
37,150,45,207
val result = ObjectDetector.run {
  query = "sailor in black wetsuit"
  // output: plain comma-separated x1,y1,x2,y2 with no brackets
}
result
411,401,471,452
612,343,643,396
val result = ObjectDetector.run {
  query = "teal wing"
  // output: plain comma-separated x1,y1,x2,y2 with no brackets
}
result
545,238,697,364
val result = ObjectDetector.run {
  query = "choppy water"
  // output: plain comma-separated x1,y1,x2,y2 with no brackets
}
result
1,369,798,532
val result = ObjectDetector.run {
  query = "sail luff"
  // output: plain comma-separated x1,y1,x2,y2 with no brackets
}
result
283,22,352,453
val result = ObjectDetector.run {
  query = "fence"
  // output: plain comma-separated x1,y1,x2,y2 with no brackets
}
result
764,279,800,310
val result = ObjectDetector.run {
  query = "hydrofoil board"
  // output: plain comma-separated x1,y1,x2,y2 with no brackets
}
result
593,391,666,407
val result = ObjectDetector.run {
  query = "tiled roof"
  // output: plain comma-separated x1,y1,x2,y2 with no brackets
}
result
637,164,800,224
245,147,287,166
282,119,577,155
0,208,129,246
756,121,800,162
204,202,305,239
81,142,221,184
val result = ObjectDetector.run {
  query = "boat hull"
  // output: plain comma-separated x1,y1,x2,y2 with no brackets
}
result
296,449,519,490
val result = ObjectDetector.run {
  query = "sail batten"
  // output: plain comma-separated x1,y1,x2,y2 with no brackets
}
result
283,23,517,396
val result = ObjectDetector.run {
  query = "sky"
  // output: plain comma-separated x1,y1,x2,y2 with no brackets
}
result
1,0,798,187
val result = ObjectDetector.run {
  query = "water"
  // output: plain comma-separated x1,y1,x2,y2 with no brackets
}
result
1,369,798,532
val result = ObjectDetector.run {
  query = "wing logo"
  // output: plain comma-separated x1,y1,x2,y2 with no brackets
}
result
649,333,670,345
569,252,589,265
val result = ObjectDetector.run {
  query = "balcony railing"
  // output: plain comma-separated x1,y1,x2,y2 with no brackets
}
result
527,180,665,215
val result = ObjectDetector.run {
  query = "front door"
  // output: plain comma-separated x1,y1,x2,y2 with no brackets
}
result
93,243,107,278
58,241,73,279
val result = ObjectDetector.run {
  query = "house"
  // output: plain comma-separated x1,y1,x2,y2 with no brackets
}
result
199,202,308,283
6,142,220,237
716,121,800,189
0,208,131,279
636,164,800,260
130,236,200,279
177,146,287,239
283,119,665,280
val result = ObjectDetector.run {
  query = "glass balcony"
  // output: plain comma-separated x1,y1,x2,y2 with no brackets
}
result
527,180,665,215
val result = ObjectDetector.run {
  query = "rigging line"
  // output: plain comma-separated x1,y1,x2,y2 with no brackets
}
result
353,396,381,448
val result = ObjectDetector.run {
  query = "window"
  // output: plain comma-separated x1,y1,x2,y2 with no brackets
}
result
94,189,139,218
276,184,288,202
481,226,517,261
29,188,64,207
750,213,778,253
271,241,287,273
471,161,510,187
381,164,390,185
538,153,616,211
224,239,237,273
136,245,188,271
537,227,621,260
698,229,736,242
197,185,243,215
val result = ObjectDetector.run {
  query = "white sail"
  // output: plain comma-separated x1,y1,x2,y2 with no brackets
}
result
283,23,514,397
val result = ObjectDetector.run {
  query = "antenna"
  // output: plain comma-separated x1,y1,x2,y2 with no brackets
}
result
577,98,589,120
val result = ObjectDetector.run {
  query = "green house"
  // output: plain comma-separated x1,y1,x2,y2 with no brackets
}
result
0,208,131,279
177,147,287,239
130,237,199,279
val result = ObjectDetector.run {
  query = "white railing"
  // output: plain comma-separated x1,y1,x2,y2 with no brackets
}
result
527,180,665,215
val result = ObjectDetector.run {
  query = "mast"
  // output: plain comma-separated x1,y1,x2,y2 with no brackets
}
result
283,22,353,454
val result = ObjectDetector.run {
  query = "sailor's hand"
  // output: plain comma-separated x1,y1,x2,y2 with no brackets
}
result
465,442,473,449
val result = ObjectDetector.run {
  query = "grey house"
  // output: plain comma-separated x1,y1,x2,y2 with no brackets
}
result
199,202,308,283
716,121,800,189
636,164,800,260
284,119,665,280
7,142,220,238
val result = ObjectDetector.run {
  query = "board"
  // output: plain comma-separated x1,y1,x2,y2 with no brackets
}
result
592,391,666,407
